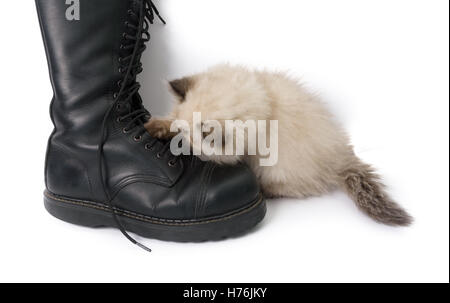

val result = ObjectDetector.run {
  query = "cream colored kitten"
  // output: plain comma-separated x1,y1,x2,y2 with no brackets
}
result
146,64,412,226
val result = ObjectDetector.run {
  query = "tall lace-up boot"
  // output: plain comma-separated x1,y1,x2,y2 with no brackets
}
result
36,0,266,251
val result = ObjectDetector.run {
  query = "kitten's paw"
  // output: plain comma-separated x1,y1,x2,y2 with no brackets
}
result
145,119,175,139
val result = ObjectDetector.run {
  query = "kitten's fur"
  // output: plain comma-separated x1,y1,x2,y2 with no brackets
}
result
146,64,412,226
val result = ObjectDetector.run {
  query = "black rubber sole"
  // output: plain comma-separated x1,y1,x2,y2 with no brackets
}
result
44,190,266,243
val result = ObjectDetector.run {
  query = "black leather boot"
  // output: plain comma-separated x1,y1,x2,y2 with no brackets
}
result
36,0,266,250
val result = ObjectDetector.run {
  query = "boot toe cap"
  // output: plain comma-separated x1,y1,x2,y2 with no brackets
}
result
199,163,261,218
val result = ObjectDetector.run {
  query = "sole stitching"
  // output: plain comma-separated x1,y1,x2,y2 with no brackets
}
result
44,191,264,227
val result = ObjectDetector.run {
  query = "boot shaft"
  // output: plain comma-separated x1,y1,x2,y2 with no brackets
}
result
37,0,142,201
36,0,131,142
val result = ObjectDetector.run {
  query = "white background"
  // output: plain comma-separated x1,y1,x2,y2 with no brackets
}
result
0,0,448,283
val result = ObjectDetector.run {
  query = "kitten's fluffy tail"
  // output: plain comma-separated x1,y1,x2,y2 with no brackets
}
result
338,157,413,226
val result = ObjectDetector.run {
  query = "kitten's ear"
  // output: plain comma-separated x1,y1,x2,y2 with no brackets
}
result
169,77,195,102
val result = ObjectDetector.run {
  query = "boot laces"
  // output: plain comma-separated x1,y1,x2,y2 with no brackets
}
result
97,0,170,252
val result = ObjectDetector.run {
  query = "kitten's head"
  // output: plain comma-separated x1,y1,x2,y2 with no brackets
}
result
166,64,270,163
168,64,269,123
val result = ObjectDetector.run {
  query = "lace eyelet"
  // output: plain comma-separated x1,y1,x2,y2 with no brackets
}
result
118,68,123,73
145,143,153,150
156,153,163,159
113,93,119,99
116,104,122,111
168,160,176,167
123,128,131,134
134,135,142,142
124,21,129,27
122,33,127,39
120,44,125,50
116,117,123,123
117,80,122,88
118,57,123,63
